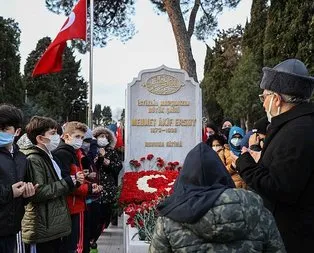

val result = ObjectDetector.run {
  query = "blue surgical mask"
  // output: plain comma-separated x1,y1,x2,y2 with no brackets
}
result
0,132,15,147
81,142,90,153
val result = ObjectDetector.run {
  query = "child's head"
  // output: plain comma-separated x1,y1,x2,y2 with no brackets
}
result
0,104,23,133
26,116,59,151
62,121,87,150
0,104,24,147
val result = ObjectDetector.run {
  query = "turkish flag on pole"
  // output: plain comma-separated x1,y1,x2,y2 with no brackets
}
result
32,0,86,77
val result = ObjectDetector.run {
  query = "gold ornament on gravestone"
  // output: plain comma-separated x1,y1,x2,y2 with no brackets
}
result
143,74,182,95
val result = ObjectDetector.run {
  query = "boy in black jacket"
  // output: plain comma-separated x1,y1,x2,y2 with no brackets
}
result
0,104,37,253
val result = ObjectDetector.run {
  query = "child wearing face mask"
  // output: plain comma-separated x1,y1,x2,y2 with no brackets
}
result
206,133,227,162
20,116,85,253
0,105,39,253
53,122,101,253
88,126,123,250
225,126,247,189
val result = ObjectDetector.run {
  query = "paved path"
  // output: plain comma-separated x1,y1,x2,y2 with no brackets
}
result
97,219,124,253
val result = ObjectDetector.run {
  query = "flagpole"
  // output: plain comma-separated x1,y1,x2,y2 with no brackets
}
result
88,0,94,128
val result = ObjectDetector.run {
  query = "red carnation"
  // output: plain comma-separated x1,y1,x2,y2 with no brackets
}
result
147,154,154,160
157,162,163,168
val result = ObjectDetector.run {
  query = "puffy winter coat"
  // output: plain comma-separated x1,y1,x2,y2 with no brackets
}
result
21,146,72,244
53,141,92,214
0,145,26,237
218,146,247,189
149,188,286,253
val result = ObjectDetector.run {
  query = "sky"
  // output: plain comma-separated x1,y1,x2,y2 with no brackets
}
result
1,0,252,120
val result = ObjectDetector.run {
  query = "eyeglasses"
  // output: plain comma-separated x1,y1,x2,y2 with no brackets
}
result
258,92,274,103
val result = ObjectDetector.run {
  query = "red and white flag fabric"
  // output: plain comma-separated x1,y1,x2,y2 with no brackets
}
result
32,0,86,77
115,121,124,148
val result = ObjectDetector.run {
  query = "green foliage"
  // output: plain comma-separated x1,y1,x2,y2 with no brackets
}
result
227,50,264,129
0,17,24,106
23,37,88,123
202,26,243,123
102,105,112,125
263,0,314,71
151,0,241,41
93,103,102,125
242,0,268,67
203,0,314,128
93,104,112,126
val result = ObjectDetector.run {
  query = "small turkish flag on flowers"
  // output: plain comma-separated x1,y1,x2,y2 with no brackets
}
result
32,0,86,76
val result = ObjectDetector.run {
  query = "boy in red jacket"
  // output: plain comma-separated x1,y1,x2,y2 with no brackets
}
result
53,121,101,253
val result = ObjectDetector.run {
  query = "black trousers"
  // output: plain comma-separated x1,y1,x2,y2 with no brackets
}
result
0,235,16,253
60,213,84,253
90,201,112,242
25,238,61,253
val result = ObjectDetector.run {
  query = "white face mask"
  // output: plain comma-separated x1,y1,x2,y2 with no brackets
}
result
70,138,83,150
230,137,242,147
45,134,60,152
97,137,109,147
212,146,222,152
266,94,281,122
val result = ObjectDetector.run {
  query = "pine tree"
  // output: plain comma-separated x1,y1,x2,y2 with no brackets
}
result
93,104,102,126
242,0,268,68
202,26,243,124
227,50,264,130
102,105,112,126
0,17,24,106
263,0,314,72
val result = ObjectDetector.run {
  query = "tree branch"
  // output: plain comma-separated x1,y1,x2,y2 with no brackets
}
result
187,0,200,38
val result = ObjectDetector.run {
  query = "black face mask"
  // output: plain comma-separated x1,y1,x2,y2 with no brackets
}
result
221,128,231,139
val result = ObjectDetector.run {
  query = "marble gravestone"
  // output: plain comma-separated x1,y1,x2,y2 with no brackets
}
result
125,65,202,170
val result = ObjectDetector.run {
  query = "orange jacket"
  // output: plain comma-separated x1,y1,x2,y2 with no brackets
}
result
218,146,247,189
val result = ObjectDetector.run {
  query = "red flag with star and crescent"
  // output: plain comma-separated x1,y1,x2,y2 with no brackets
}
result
32,0,86,76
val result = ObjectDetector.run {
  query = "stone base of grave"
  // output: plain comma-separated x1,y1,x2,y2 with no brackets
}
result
123,213,150,253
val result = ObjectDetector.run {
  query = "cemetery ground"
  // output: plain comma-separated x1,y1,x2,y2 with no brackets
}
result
98,216,124,253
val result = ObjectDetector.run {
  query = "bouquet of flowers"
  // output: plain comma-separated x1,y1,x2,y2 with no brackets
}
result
129,153,182,171
124,200,159,241
119,154,181,241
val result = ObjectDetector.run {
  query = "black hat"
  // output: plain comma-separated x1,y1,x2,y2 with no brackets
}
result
260,59,314,99
252,117,269,135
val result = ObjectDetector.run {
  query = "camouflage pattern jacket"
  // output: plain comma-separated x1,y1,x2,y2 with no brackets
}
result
149,188,286,253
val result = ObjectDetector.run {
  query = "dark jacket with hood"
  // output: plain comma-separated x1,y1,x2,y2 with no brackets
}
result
95,128,122,204
149,143,285,253
0,144,26,237
21,146,73,244
53,140,92,214
236,103,314,252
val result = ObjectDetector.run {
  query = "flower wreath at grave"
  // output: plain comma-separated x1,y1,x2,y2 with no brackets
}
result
118,154,181,241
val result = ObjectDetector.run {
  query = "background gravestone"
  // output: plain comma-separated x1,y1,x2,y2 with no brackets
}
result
125,65,202,170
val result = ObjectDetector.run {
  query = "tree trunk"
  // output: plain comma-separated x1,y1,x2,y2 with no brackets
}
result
163,0,198,83
240,117,246,132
